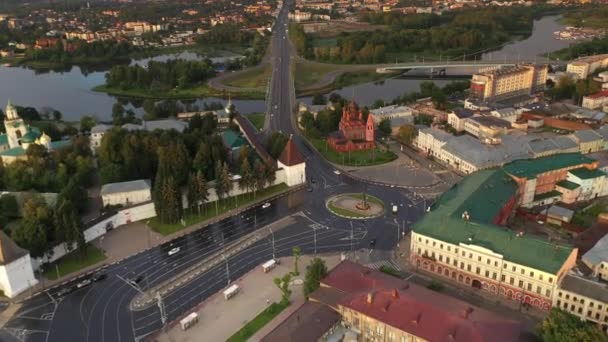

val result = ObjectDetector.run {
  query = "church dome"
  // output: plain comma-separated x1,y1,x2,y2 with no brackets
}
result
39,132,51,144
20,131,39,143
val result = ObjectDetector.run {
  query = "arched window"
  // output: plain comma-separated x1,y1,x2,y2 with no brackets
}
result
15,130,22,138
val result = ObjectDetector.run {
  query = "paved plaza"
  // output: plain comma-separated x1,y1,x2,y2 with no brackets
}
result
156,254,342,342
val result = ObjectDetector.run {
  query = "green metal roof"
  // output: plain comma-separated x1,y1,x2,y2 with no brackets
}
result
533,190,561,202
20,130,40,143
50,140,71,150
569,167,606,180
221,130,246,149
556,180,580,190
413,168,574,274
503,153,594,179
0,146,25,157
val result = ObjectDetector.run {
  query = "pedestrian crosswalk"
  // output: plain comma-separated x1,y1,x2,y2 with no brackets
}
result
364,259,403,272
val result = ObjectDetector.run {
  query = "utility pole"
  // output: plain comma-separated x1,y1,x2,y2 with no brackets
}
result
223,254,231,285
270,228,276,260
313,227,317,256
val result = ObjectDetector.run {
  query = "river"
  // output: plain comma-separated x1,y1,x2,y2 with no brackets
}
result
0,15,573,121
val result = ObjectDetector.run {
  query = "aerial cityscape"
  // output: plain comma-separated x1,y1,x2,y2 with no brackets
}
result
2,0,608,341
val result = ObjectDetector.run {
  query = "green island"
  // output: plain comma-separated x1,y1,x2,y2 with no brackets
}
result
147,183,288,236
290,6,561,65
226,301,290,342
43,245,106,280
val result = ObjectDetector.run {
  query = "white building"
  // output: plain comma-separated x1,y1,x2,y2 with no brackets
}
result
369,105,414,124
100,179,152,207
554,274,608,326
90,124,111,149
582,91,608,110
566,167,608,201
447,108,474,132
582,233,608,281
276,136,306,187
490,107,521,123
0,230,38,298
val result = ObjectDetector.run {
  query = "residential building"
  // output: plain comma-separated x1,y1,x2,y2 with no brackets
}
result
582,233,608,281
554,274,608,327
369,105,413,124
566,54,608,80
264,260,522,342
327,100,375,153
90,124,111,149
573,130,604,154
566,167,608,200
100,179,152,207
463,116,511,141
411,164,579,310
469,64,547,102
490,107,521,123
447,108,474,132
582,90,608,110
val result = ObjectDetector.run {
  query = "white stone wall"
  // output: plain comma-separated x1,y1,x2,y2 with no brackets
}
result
0,254,38,297
102,188,152,207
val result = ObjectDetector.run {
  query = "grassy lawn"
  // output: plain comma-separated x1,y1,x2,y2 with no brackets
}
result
223,64,271,89
379,265,401,278
308,136,397,166
227,301,290,342
246,112,265,131
572,201,607,227
349,193,385,207
327,201,369,218
92,83,265,100
43,245,106,280
147,183,289,236
295,61,347,90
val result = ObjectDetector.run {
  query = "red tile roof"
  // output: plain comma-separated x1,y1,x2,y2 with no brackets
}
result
321,261,521,342
586,90,608,99
278,135,305,166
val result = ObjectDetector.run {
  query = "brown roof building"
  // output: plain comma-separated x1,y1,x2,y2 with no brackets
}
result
264,261,522,342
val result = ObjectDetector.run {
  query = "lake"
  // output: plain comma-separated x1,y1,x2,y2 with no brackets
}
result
0,15,573,121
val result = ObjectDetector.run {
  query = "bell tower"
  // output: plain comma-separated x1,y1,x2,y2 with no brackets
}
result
365,114,375,142
4,100,25,149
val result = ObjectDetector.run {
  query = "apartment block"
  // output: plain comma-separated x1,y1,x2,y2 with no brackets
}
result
470,64,548,102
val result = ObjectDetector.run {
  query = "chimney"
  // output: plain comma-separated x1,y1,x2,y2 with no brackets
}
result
392,289,399,298
367,292,374,304
462,307,474,319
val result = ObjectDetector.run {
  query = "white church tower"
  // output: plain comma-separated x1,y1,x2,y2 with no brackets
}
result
4,100,26,149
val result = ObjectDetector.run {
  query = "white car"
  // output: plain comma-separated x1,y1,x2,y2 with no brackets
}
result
76,279,92,289
262,202,271,209
333,170,341,175
168,247,181,256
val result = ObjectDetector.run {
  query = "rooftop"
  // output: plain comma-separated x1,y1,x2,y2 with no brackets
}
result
503,153,594,180
278,136,305,167
451,107,474,119
370,105,413,117
574,129,603,143
221,130,247,149
413,165,574,274
100,179,151,196
582,233,608,266
556,180,580,190
569,167,606,180
0,230,28,265
468,115,512,129
560,274,608,303
261,301,341,342
320,261,521,342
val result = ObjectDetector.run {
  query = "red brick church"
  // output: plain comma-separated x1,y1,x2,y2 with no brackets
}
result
328,100,375,152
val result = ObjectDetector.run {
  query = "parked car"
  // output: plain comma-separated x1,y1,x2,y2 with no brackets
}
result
262,202,271,209
56,286,74,297
92,273,107,282
168,247,181,256
333,170,341,175
76,278,92,289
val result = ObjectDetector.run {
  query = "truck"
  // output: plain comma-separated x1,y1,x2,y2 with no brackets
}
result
180,312,199,331
262,259,277,273
223,284,240,300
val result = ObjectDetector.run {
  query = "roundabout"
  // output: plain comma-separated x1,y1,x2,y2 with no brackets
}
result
326,193,385,219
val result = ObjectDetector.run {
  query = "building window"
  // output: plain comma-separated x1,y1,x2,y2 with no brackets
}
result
478,256,481,262
418,237,422,242
512,266,516,272
460,262,464,269
493,272,497,280
510,277,514,285
426,239,429,244
549,277,553,283
453,259,457,266
503,263,507,269
536,286,541,294
439,255,443,262
448,246,451,252
418,248,421,254
590,302,594,308
589,310,593,317
557,300,561,306
578,307,583,314
476,267,480,274
519,280,524,288
433,241,436,247
469,253,472,258
571,304,575,311
546,289,551,298
446,257,450,264
596,313,601,320
495,261,498,267
485,270,490,277
558,292,562,298
527,283,532,291
487,259,490,265
467,264,471,272
566,294,570,300
540,274,544,281
521,268,525,275
530,271,534,277
440,244,443,249
580,299,585,304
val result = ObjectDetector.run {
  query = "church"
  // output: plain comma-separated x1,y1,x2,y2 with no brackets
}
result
0,101,69,164
327,100,375,152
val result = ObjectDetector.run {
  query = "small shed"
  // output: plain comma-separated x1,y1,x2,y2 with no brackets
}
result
546,205,575,226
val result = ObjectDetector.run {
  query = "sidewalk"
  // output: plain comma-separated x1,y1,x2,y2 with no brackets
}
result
155,254,342,342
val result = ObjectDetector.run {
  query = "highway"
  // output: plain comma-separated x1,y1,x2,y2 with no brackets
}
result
0,1,427,341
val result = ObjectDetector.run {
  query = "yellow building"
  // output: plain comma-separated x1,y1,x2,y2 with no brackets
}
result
554,274,608,327
567,54,608,80
410,166,578,311
470,64,547,102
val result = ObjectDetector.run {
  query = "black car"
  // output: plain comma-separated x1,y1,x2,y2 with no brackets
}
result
369,239,377,247
92,273,107,282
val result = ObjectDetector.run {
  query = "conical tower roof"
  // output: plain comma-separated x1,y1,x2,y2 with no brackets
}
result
278,135,305,166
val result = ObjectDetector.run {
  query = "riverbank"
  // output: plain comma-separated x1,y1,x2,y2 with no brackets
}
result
92,83,265,100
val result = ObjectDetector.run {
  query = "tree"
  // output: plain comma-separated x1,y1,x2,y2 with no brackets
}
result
378,118,392,136
79,115,97,133
312,94,327,105
253,160,267,198
214,161,233,203
538,308,606,342
54,199,84,253
160,175,182,224
396,124,417,144
11,196,52,258
273,272,293,305
303,257,328,297
238,159,254,196
187,171,208,215
112,102,125,126
292,246,301,276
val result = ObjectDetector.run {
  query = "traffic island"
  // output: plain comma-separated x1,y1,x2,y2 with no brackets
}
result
326,193,385,219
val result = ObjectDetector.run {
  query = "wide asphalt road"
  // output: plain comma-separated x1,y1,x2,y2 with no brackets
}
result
1,1,427,341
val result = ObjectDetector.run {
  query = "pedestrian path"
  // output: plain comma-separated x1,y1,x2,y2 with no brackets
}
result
364,259,403,272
